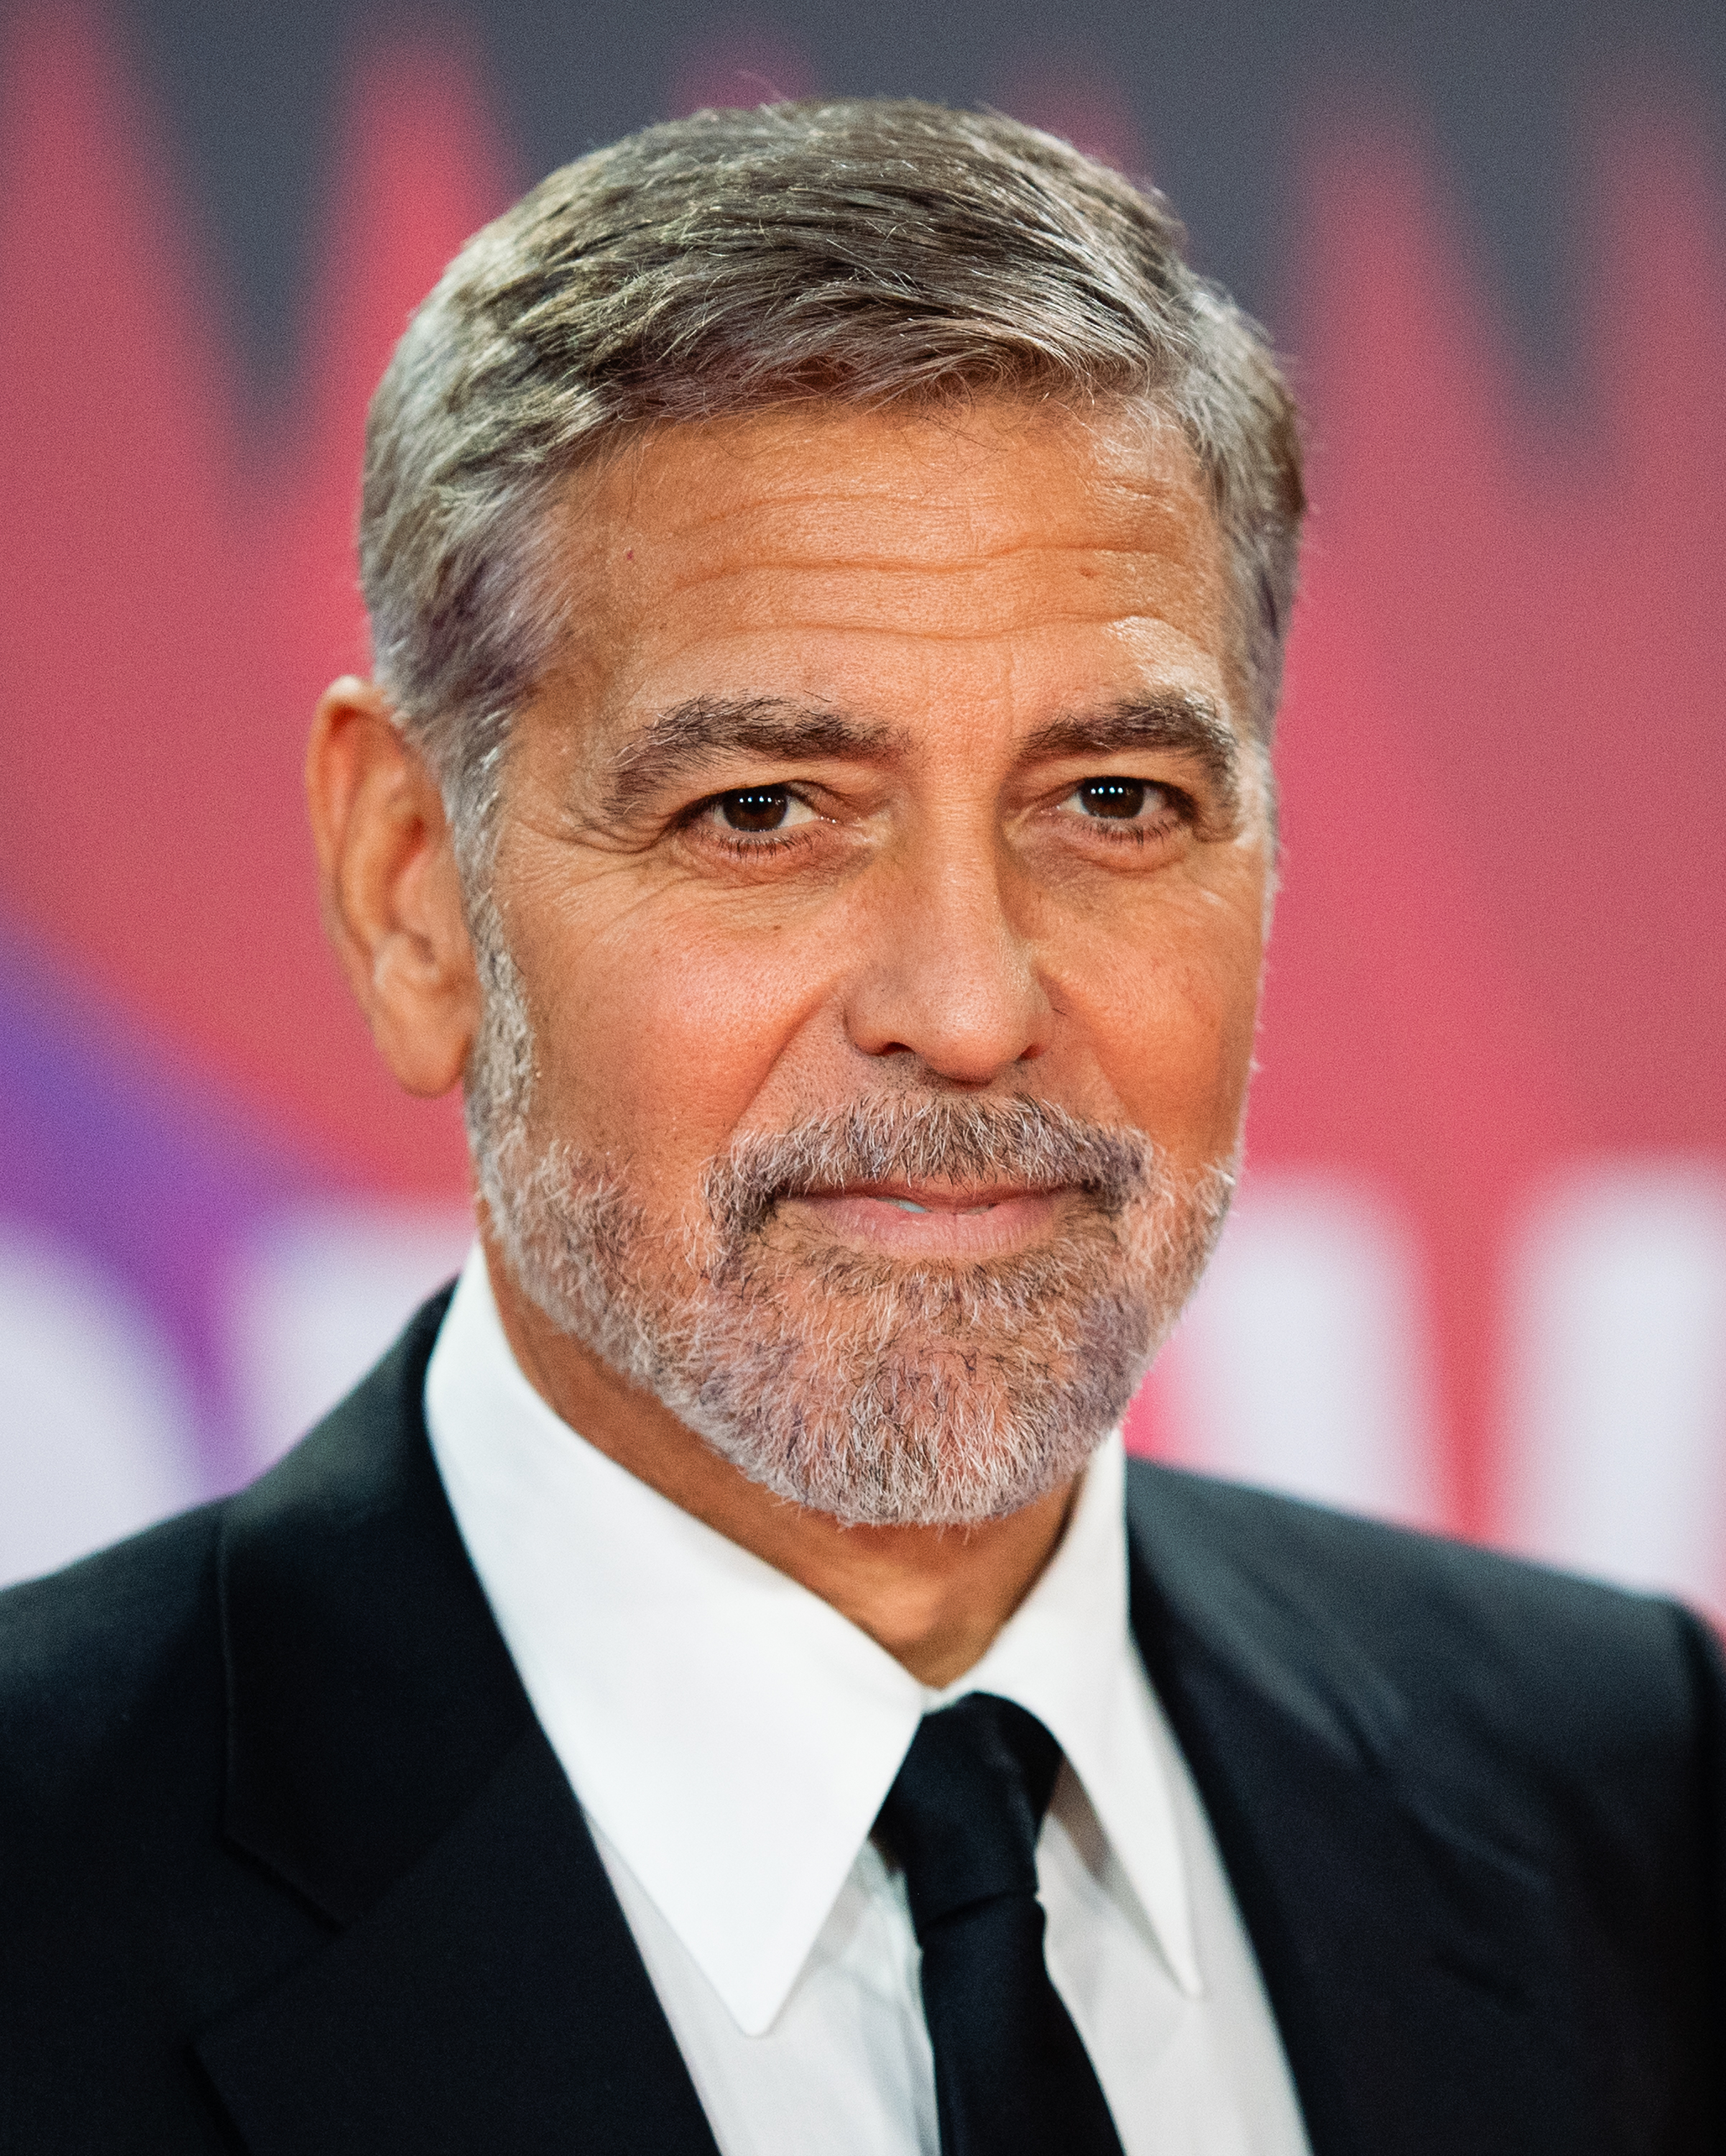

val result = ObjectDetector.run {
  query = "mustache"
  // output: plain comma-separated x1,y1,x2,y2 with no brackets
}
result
701,1097,1157,1244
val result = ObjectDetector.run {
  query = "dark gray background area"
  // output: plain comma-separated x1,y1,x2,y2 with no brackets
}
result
14,0,1726,413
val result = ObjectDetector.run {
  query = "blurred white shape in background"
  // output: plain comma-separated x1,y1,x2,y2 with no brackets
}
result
1149,1173,1448,1530
6,1167,1725,1611
0,1217,203,1588
223,1199,474,1477
1500,1163,1726,1614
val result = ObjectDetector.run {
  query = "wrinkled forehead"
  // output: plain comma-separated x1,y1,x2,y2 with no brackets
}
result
577,396,1216,547
541,397,1237,729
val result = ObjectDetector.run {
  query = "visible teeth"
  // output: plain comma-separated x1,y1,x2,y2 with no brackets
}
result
885,1197,929,1213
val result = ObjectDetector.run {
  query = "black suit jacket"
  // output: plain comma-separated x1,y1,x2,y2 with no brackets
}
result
1,1287,1721,2154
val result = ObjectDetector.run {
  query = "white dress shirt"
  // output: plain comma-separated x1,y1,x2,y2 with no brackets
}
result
425,1245,1311,2156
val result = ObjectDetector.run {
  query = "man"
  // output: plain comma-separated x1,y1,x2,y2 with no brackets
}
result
0,98,1719,2156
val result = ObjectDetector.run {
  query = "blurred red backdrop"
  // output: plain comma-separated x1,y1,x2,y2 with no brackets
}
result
1,9,1721,1598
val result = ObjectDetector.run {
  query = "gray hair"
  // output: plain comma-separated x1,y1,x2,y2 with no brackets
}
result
359,96,1304,867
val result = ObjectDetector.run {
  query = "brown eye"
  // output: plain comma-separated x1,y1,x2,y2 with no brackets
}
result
718,786,792,831
1077,777,1148,819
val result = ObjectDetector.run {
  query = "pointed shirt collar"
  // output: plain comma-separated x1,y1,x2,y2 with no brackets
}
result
425,1244,1201,2035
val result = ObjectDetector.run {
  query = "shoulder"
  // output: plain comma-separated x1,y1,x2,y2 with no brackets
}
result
1123,1452,1703,1652
0,1292,469,2145
0,1285,456,1841
1124,1457,1722,1787
0,1501,227,1830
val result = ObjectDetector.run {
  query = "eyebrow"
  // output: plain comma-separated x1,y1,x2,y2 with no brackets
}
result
600,697,899,821
1023,693,1242,826
597,686,1243,826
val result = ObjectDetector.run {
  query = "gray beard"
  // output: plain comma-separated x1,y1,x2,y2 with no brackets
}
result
465,903,1235,1526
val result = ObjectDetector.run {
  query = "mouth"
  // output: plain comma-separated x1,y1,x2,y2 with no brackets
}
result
777,1180,1073,1258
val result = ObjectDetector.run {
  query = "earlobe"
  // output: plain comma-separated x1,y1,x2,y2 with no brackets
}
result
306,678,479,1098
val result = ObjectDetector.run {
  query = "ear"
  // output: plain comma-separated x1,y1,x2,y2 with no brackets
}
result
306,678,479,1097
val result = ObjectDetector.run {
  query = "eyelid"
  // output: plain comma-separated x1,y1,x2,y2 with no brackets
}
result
680,783,789,814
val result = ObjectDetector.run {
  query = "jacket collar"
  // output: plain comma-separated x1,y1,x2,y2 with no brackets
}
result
1125,1460,1587,2156
194,1290,1581,2156
196,1289,721,2156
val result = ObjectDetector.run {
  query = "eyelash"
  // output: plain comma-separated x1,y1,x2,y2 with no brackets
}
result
1046,779,1197,857
706,827,817,864
1076,783,1194,845
665,791,818,871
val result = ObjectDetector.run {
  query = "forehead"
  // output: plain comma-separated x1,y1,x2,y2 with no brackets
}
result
551,399,1234,731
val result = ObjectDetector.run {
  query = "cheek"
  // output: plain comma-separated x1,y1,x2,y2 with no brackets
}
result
1070,895,1263,1163
514,900,833,1188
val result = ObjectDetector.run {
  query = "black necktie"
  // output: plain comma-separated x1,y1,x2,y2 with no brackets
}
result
876,1692,1127,2156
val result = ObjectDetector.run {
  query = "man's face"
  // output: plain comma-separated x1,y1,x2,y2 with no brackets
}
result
473,397,1272,1523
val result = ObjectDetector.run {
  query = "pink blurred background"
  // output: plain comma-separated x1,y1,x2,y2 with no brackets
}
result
1,4,1722,1608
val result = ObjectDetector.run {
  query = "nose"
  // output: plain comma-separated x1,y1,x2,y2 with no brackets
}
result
843,844,1052,1086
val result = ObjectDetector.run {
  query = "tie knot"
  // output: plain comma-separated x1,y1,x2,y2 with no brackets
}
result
876,1694,1063,1941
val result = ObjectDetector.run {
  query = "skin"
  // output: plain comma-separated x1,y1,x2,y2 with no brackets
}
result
308,397,1272,1685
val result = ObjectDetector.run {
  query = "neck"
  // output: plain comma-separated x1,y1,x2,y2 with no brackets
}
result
481,1230,1078,1688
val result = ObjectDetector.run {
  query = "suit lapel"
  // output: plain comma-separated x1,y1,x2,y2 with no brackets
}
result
197,1292,720,2156
195,1303,1589,2153
198,1726,721,2156
1125,1464,1587,2156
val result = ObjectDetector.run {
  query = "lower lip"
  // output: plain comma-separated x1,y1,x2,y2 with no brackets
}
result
782,1189,1066,1258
